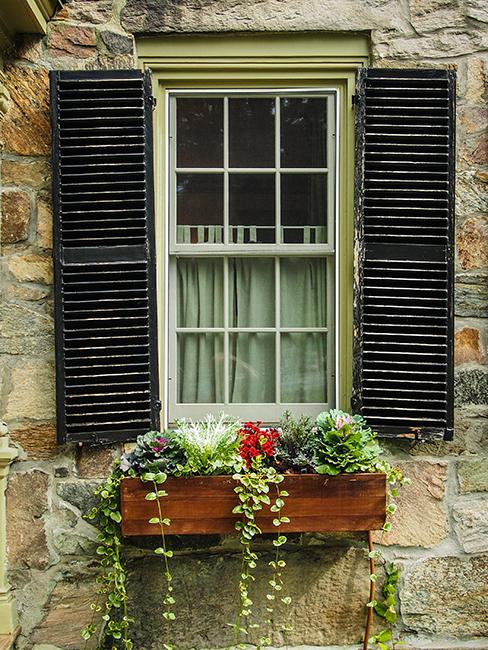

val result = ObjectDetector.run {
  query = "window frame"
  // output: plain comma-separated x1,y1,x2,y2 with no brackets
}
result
136,32,369,427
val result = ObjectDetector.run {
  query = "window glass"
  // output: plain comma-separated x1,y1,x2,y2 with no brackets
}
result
280,97,327,168
177,97,223,167
229,98,275,167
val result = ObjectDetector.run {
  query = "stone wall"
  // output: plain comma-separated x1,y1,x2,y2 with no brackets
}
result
0,1,487,649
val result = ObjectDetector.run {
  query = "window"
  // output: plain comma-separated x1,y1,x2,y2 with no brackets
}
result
167,91,337,421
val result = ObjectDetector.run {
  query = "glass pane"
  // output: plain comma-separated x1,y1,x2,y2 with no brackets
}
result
281,174,327,244
229,258,275,327
280,97,327,168
177,258,223,328
177,333,224,403
281,333,327,403
229,333,275,403
177,173,223,244
281,258,327,327
229,98,275,168
176,98,223,168
229,174,275,243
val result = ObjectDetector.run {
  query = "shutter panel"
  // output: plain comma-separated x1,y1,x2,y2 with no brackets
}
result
50,70,160,444
353,68,455,441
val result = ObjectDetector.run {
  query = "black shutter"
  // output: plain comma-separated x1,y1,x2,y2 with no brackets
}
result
353,68,455,441
50,70,160,444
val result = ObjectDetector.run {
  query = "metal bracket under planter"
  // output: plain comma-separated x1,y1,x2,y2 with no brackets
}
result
120,473,387,536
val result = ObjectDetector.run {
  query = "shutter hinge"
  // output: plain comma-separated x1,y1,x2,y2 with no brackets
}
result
150,95,157,111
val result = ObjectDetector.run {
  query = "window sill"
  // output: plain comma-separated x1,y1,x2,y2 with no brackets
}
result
120,473,386,536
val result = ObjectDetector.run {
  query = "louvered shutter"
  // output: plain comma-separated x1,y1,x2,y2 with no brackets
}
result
50,70,160,444
353,68,455,441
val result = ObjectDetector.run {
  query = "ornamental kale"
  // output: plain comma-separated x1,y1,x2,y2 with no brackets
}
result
275,411,316,472
313,409,382,475
120,430,184,475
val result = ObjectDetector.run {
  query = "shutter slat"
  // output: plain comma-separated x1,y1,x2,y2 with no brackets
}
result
353,67,455,441
51,69,160,444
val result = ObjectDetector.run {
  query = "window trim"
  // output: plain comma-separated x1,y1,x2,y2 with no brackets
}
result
136,32,369,427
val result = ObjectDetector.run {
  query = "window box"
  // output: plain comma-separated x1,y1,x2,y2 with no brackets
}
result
120,473,386,536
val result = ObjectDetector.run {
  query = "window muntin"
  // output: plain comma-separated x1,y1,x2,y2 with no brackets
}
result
168,90,336,422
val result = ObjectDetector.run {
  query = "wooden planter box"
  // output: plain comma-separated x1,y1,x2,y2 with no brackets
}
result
120,473,387,536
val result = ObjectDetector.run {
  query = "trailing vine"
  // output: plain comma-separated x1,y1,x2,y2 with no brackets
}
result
82,462,133,650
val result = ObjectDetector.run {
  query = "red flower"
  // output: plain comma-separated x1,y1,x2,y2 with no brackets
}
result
239,421,280,469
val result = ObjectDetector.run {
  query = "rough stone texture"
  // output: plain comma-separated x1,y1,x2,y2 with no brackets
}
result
100,30,134,55
6,284,51,302
128,546,371,648
0,303,53,355
372,461,448,548
454,368,488,406
54,0,113,25
4,359,55,421
48,23,97,58
1,190,30,244
458,458,488,493
10,422,58,460
75,445,117,479
455,281,488,318
37,193,53,249
1,158,50,190
31,571,98,649
2,64,50,156
457,217,488,270
6,470,50,569
466,57,488,104
7,254,53,284
454,326,486,365
57,480,102,517
402,555,488,636
453,499,488,553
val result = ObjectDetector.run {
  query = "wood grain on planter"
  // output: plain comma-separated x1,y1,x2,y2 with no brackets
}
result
120,473,387,536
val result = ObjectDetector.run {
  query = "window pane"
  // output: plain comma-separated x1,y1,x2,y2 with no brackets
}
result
229,98,275,168
176,98,223,168
177,333,224,403
229,258,275,327
281,258,327,328
281,333,327,402
177,173,223,244
280,97,327,168
230,333,275,402
229,174,275,243
177,258,223,327
281,173,327,244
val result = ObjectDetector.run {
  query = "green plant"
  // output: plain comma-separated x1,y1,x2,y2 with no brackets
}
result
173,412,241,475
275,411,316,472
314,409,381,475
368,562,403,650
120,430,185,475
82,462,133,650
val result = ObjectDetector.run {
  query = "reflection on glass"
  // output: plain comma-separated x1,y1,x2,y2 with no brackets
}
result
229,174,275,243
281,333,327,402
230,333,275,402
229,258,275,327
177,174,223,244
281,174,327,244
281,258,327,327
176,98,223,168
281,98,327,168
177,258,223,328
229,98,275,168
178,333,224,403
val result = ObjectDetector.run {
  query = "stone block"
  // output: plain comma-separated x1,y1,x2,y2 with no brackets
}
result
75,445,117,479
48,23,97,58
7,254,53,284
7,470,50,569
465,0,488,24
454,326,486,365
37,193,53,250
10,422,57,460
372,461,448,548
100,30,134,55
6,283,50,302
2,158,50,190
458,458,488,493
456,174,488,220
458,106,488,135
401,555,488,636
1,190,30,243
457,217,488,271
55,0,113,24
409,0,465,34
4,359,55,421
0,303,54,356
453,499,488,553
127,545,371,648
455,282,488,318
2,64,50,156
57,480,102,517
31,571,98,649
465,57,488,104
454,367,488,406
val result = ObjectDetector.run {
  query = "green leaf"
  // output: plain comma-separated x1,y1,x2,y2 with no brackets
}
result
145,492,157,501
148,517,160,524
155,547,164,555
272,518,281,527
